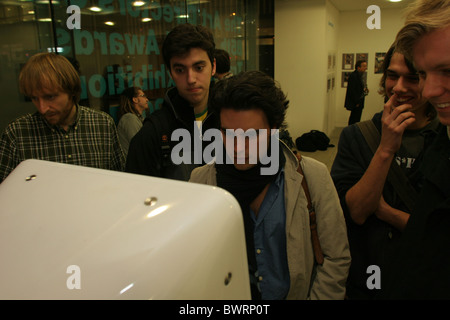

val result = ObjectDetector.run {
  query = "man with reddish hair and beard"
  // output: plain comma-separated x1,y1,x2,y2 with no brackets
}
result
0,52,124,183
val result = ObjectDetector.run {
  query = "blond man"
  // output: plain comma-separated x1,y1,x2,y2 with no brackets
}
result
380,0,450,299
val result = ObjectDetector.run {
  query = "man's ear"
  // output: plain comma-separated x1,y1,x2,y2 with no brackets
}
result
211,58,216,76
132,97,139,104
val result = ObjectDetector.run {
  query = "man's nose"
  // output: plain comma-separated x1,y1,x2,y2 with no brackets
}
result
186,69,196,84
34,98,50,114
393,77,408,94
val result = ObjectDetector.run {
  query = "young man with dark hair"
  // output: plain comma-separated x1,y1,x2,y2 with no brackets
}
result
331,44,440,299
126,23,219,180
190,70,350,300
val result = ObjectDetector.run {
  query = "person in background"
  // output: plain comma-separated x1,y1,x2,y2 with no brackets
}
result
345,60,369,125
213,49,233,81
378,0,450,299
117,87,149,157
126,23,219,180
331,44,440,299
0,52,124,183
190,70,350,300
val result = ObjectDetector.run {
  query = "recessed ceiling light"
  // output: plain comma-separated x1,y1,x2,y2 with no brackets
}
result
388,0,402,2
36,0,60,3
142,18,152,22
89,6,102,12
133,1,145,6
105,21,115,26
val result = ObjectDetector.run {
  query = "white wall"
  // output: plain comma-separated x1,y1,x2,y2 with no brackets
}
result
325,1,339,134
275,0,327,140
275,1,408,138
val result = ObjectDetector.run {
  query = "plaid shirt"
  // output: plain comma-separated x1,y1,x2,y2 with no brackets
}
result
0,105,125,183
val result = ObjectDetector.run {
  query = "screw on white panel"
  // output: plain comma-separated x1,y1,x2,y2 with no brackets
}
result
144,197,157,206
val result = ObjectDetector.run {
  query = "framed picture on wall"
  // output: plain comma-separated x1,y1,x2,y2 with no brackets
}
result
342,71,352,88
375,52,386,74
342,53,354,70
356,53,368,64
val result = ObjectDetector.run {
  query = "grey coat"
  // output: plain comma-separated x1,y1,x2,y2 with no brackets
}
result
189,143,350,299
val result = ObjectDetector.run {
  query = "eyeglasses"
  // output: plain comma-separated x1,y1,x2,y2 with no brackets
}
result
137,94,146,98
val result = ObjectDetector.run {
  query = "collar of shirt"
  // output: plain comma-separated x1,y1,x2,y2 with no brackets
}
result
250,168,290,300
39,104,80,132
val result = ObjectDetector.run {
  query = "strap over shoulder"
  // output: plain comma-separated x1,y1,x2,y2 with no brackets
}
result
294,152,324,265
356,120,418,212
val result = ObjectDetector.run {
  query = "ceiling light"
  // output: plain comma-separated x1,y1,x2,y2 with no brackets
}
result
105,21,115,26
89,6,102,12
388,0,402,2
142,18,152,22
133,1,145,6
36,0,60,3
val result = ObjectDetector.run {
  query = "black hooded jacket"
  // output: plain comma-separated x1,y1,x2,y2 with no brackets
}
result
125,87,220,181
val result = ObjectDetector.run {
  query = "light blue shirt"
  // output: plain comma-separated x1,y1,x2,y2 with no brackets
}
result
250,168,290,299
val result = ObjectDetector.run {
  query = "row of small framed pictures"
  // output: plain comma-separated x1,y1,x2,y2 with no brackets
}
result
339,52,387,88
341,52,387,73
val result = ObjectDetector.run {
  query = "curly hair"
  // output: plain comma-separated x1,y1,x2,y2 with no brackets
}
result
209,71,289,129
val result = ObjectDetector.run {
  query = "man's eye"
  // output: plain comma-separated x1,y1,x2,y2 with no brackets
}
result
406,75,419,82
386,72,398,79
